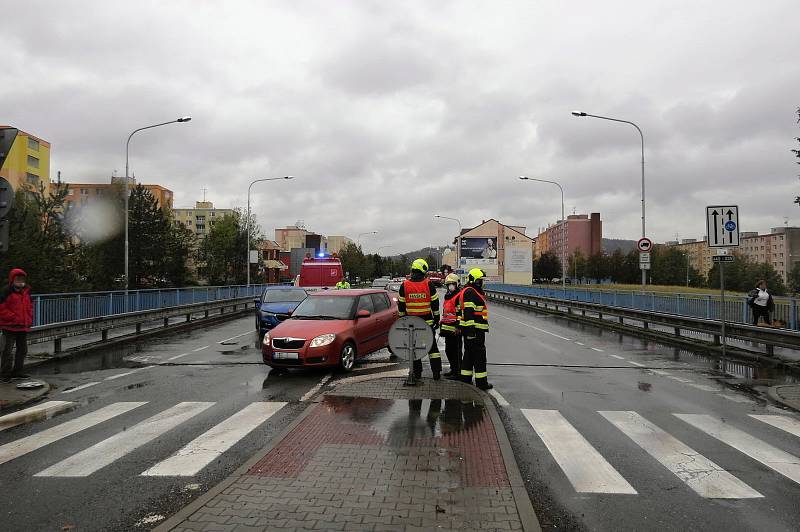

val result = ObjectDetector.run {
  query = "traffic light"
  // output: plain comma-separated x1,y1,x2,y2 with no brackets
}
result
0,127,18,172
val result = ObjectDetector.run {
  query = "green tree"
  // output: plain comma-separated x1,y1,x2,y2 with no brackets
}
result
568,250,587,280
535,251,561,280
586,253,608,282
650,246,699,286
707,256,786,295
0,182,86,293
607,249,626,283
338,242,373,283
789,262,800,294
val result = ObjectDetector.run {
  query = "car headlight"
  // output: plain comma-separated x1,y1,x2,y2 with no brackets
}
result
310,334,336,348
262,332,271,346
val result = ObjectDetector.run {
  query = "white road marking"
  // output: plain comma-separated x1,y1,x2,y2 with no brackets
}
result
104,367,150,381
488,389,510,407
667,376,693,384
651,370,672,376
61,382,100,394
600,411,762,499
0,402,146,465
0,401,75,431
521,409,637,494
686,383,720,392
750,415,800,438
300,374,332,402
142,402,286,476
167,353,191,361
609,355,625,360
495,313,573,341
591,348,604,352
675,414,800,486
626,361,646,367
575,342,585,346
192,345,210,352
218,331,253,344
35,402,214,477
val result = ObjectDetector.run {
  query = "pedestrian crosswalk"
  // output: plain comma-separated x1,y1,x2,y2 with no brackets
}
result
0,400,286,478
521,408,800,499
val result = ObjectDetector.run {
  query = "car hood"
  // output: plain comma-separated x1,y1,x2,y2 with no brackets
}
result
259,301,302,314
268,317,354,338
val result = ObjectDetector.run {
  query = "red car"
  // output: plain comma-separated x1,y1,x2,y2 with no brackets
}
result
261,289,399,372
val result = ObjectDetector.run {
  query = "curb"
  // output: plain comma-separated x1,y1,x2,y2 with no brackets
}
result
0,380,51,413
483,390,542,532
768,385,800,412
153,402,318,532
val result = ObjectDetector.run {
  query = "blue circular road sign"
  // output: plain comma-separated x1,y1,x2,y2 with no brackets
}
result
724,220,737,232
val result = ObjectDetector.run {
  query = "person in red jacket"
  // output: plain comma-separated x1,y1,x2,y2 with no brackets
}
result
0,268,34,381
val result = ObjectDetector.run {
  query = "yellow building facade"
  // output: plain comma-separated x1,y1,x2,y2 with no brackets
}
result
0,126,51,191
173,201,234,240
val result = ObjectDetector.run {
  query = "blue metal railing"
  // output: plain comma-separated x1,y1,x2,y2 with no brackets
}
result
31,284,275,327
486,284,800,331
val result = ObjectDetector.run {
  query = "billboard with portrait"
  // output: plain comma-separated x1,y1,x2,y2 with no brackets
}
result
460,237,498,265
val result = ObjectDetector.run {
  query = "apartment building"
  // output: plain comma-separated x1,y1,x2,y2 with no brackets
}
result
173,201,234,239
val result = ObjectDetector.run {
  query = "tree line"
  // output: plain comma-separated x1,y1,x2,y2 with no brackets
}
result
0,183,266,293
534,246,790,295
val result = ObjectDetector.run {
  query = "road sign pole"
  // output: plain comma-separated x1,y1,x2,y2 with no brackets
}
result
720,261,727,359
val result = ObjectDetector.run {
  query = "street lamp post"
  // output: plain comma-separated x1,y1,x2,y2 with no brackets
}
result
519,177,566,289
434,215,462,270
572,110,646,287
125,116,192,291
247,176,294,287
357,231,378,250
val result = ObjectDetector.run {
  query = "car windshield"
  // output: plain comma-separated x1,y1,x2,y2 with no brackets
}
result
262,289,307,303
292,296,356,319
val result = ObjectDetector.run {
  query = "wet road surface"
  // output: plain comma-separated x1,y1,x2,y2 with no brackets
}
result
0,316,402,531
486,302,800,531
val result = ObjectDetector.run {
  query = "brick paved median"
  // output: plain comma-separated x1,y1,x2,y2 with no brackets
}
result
159,377,537,532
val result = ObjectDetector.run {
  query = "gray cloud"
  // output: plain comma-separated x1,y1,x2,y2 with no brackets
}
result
3,0,799,256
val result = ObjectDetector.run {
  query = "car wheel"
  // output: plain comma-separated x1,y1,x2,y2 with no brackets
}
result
338,342,356,372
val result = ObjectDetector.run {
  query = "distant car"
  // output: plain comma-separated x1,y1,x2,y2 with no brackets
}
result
261,289,398,372
255,286,308,336
385,281,402,292
371,277,390,289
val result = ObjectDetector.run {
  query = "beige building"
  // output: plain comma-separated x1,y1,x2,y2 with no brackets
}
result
456,219,534,285
55,180,174,211
275,225,310,252
326,235,353,255
173,201,234,239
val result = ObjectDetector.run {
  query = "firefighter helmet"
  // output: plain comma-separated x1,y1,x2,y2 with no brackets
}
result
411,258,429,273
468,268,486,283
444,273,459,285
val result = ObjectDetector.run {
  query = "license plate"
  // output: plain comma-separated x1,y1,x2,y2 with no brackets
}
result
273,352,299,360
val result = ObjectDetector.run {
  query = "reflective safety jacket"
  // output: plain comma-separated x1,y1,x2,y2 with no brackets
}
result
440,288,463,333
458,285,488,332
335,281,350,289
398,276,440,325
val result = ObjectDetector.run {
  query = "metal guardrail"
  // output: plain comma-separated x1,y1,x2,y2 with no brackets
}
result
486,283,799,330
485,289,800,357
31,284,272,327
29,295,256,353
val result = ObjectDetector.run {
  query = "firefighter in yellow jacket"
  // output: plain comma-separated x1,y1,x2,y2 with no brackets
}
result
458,268,492,390
397,258,442,380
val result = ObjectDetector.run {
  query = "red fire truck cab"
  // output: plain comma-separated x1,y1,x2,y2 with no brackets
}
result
295,257,345,288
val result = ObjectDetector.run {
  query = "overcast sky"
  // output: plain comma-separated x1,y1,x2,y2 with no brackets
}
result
4,0,799,254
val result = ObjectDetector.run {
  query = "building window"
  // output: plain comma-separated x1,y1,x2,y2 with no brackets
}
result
26,173,39,186
80,188,89,195
211,211,216,217
27,137,39,151
27,155,39,169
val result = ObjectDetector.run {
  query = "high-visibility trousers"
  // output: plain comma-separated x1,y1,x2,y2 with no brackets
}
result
460,330,487,386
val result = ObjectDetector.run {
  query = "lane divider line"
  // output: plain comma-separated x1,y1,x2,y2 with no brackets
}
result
61,382,100,394
494,313,573,341
192,345,210,352
575,342,585,346
609,355,625,360
167,353,191,361
591,348,604,352
626,361,646,367
300,374,332,402
218,331,253,344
